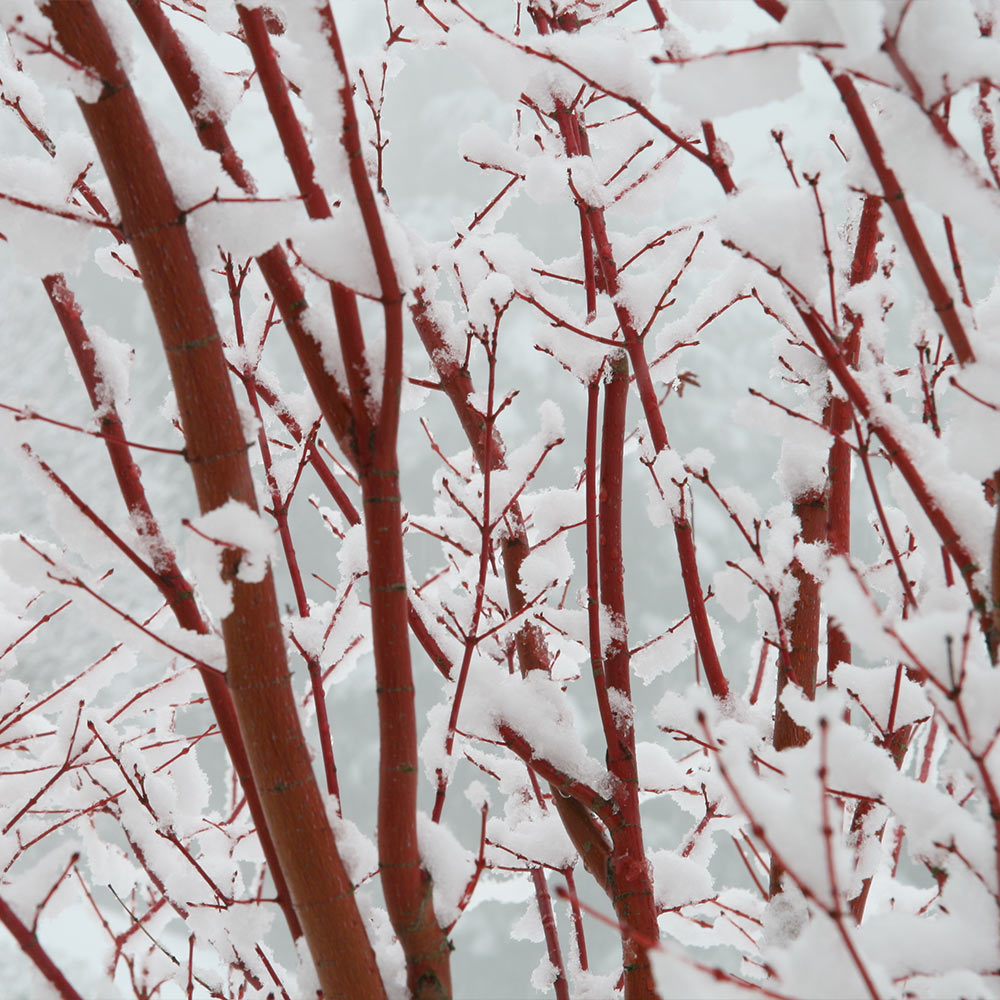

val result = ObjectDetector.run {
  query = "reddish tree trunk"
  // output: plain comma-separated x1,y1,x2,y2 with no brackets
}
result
769,489,826,897
42,5,385,997
599,355,660,998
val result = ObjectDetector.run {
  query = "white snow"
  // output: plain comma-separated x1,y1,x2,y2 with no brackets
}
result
184,500,276,618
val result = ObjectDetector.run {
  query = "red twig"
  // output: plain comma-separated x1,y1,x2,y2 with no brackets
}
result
432,328,501,822
0,894,83,1000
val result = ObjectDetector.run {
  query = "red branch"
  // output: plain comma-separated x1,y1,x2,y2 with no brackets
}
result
42,5,382,997
322,7,453,994
0,894,83,1000
829,68,975,365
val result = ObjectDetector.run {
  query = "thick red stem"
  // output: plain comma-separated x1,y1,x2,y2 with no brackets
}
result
753,0,788,21
599,356,633,709
42,5,383,996
226,264,342,805
128,0,255,193
769,490,826,895
598,357,660,998
773,490,826,752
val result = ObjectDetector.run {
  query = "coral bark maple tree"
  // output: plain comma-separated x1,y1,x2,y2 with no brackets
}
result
3,2,1000,999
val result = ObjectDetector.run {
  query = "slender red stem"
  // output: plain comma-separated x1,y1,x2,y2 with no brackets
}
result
536,9,727,700
531,868,571,1000
585,379,622,753
321,8,451,994
853,420,919,612
0,894,84,1000
562,868,589,970
799,307,988,637
829,68,975,365
432,334,499,822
